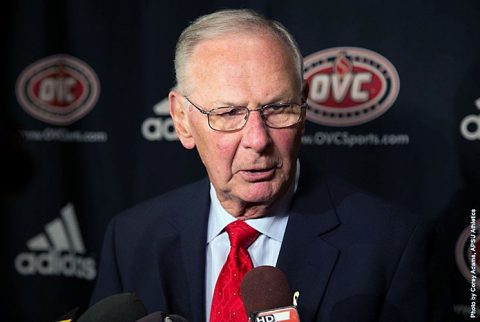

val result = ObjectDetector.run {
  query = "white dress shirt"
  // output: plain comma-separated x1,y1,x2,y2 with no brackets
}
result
205,161,300,320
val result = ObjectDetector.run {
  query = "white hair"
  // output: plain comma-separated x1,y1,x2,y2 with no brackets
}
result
174,9,304,94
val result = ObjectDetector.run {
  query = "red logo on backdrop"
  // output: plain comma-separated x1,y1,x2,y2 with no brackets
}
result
304,47,400,127
16,54,100,125
455,219,480,288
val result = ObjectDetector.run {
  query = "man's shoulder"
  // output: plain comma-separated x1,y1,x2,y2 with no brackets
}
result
321,174,423,242
296,163,420,232
112,177,210,230
333,175,417,223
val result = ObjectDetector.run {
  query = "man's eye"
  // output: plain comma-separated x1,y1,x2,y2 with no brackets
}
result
265,104,289,112
217,108,244,117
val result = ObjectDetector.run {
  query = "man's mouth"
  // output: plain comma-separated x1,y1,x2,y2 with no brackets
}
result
240,167,276,181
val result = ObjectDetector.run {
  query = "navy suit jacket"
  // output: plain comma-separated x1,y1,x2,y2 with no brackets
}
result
91,165,429,322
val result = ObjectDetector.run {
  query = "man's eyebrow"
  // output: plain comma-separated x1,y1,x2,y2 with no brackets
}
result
215,101,244,107
215,95,296,107
263,96,296,105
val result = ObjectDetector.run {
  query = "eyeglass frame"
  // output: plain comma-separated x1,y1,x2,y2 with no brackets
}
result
183,96,307,132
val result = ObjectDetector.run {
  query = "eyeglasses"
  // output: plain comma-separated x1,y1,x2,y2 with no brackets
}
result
184,96,307,132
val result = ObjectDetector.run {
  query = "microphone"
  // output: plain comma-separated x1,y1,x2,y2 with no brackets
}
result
136,312,165,322
55,306,80,322
164,315,189,322
135,312,189,322
77,293,147,322
240,266,300,322
53,307,80,322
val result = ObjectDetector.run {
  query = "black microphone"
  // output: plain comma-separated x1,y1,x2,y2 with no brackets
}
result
78,293,147,322
136,311,165,322
135,312,189,322
164,314,189,322
53,306,80,322
241,266,300,322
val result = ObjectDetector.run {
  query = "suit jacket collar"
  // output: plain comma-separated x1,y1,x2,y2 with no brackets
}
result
167,177,211,322
276,162,342,321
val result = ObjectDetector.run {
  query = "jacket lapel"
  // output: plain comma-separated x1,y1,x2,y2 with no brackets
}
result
169,178,211,322
276,167,341,321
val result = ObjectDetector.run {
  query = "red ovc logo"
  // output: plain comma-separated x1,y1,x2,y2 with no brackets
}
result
455,218,480,289
304,47,400,127
16,54,100,125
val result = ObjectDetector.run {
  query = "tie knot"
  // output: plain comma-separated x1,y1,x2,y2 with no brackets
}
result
225,220,260,249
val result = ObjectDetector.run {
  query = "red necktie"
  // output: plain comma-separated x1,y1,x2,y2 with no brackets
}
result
210,220,260,322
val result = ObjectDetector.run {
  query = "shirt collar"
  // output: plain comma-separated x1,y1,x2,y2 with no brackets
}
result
207,160,300,244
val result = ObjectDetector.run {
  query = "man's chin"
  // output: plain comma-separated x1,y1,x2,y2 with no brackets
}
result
237,182,280,204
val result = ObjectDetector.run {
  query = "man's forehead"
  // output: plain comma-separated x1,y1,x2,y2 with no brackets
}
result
187,30,293,73
185,34,299,98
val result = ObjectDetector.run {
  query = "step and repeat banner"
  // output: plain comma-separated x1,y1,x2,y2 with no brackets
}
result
2,0,479,320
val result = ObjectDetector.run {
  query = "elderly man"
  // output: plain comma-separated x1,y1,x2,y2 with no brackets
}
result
91,9,429,322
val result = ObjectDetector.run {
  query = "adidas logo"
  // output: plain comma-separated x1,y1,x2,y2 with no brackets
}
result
14,203,97,280
141,90,179,141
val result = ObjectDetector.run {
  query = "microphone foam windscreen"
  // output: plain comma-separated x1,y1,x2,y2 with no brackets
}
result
240,265,292,316
78,293,147,322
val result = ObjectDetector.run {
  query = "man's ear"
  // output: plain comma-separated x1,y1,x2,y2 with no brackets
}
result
169,91,195,149
302,79,309,101
300,79,309,134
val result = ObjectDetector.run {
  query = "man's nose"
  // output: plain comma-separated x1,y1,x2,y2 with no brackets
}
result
240,110,271,152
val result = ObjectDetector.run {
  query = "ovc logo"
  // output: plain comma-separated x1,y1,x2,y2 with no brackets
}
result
304,47,400,127
16,54,100,125
455,214,479,289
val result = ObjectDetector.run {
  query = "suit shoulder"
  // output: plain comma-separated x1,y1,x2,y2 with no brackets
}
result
325,174,421,230
315,175,428,258
112,177,210,228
